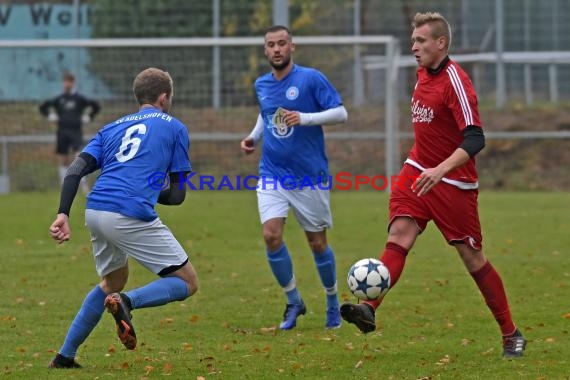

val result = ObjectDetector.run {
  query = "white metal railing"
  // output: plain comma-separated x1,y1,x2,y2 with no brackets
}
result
2,129,570,177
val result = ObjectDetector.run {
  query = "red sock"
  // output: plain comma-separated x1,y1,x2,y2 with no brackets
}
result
470,261,517,336
364,242,408,310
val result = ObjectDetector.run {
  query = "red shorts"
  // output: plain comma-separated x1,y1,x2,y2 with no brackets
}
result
389,164,482,250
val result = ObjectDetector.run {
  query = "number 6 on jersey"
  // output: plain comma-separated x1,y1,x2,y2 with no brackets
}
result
115,124,147,162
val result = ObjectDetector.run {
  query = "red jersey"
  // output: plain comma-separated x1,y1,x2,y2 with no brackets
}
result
407,58,481,189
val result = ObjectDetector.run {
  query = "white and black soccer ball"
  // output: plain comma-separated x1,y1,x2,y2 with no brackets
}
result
347,258,391,301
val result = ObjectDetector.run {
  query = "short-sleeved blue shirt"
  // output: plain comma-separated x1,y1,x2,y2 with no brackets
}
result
254,64,343,184
83,107,191,221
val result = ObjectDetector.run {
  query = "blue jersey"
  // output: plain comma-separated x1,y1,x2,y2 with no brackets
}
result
83,107,191,221
255,64,342,184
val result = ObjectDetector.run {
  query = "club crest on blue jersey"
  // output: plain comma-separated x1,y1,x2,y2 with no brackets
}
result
271,121,294,139
285,86,299,100
270,108,294,139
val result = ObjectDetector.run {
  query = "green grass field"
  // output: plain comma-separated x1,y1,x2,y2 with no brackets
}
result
0,191,568,379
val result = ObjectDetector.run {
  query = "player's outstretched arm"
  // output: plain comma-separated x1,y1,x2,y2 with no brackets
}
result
157,171,189,205
240,113,264,155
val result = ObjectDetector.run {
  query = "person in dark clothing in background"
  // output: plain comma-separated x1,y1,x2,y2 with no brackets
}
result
39,72,101,192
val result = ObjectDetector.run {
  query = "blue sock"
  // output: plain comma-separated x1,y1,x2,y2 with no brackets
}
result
125,276,189,309
59,285,106,359
313,246,339,309
267,243,302,305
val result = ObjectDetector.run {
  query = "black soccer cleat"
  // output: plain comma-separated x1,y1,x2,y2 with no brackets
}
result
48,353,82,369
502,329,527,358
104,293,137,350
340,303,376,333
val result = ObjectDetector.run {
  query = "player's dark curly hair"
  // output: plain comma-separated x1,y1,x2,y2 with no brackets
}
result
133,68,173,105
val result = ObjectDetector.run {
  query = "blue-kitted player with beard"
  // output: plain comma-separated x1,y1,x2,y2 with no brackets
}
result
240,25,348,330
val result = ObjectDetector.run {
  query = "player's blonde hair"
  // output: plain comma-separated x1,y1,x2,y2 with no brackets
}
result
412,12,452,50
133,68,173,105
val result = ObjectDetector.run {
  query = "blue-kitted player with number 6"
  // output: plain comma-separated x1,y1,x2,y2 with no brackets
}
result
48,68,198,369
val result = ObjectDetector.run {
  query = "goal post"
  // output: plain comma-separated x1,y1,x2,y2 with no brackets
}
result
0,35,401,192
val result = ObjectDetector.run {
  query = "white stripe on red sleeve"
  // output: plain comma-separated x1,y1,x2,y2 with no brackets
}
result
446,64,474,126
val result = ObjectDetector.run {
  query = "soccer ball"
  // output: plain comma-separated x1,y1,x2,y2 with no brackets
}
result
347,258,391,301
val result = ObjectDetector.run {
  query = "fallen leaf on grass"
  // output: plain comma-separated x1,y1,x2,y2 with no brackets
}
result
354,360,363,368
144,365,154,375
435,355,450,365
120,362,129,369
163,362,173,374
461,338,473,346
189,315,199,323
563,313,570,319
182,343,193,351
545,337,556,343
260,326,277,333
108,344,116,353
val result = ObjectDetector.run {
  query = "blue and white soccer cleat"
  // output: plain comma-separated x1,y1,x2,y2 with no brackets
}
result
325,307,342,329
279,302,307,330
